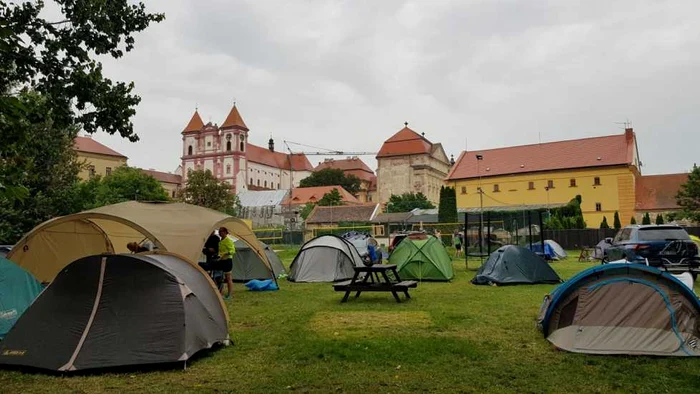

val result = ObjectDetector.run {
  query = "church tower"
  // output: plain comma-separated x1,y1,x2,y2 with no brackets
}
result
218,104,249,193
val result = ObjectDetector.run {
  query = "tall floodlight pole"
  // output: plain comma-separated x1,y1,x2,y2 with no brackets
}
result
476,154,484,264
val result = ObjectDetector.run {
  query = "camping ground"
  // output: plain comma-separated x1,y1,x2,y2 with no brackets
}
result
1,248,700,393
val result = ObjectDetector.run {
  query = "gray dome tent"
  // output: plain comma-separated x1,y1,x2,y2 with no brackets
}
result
288,235,364,282
0,253,229,372
231,240,285,282
472,245,561,285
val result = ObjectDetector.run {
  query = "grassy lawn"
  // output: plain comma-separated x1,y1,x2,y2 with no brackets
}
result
2,249,700,393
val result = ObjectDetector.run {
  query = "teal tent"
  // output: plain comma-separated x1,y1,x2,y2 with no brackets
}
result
389,235,454,281
0,257,43,338
472,245,561,285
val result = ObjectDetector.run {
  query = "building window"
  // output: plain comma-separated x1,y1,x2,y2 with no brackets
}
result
240,136,245,151
226,141,231,151
105,167,112,176
277,183,280,189
171,190,176,198
570,178,576,187
207,141,211,147
595,203,602,212
257,179,260,186
187,146,193,156
528,181,535,190
547,180,554,189
594,177,601,186
226,165,231,174
461,186,467,194
264,180,268,188
493,184,500,192
88,165,96,179
249,178,253,186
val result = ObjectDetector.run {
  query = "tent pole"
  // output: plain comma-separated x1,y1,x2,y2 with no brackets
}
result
478,211,483,264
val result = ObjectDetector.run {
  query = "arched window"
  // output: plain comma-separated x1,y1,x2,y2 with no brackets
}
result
250,178,253,185
257,179,260,186
226,164,231,174
264,180,267,188
240,136,245,152
226,134,232,151
188,145,193,156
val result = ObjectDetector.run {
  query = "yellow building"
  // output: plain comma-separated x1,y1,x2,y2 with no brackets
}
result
139,169,182,199
74,136,127,180
446,129,641,227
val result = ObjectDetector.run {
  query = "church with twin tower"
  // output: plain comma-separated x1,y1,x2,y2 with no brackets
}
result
180,103,314,195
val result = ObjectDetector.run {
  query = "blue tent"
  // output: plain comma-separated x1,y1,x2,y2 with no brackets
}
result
0,257,43,338
527,240,567,260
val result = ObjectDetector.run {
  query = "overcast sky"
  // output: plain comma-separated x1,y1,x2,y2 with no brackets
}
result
73,0,699,176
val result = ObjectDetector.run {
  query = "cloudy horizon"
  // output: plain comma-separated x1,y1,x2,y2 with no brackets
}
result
67,0,699,176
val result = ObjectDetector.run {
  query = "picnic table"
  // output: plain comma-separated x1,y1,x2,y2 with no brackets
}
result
333,264,417,303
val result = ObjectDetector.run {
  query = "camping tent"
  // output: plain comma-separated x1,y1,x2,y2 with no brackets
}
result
527,240,567,260
0,252,229,372
593,238,614,260
288,235,364,282
389,235,453,281
7,201,271,283
472,245,561,285
0,257,43,339
231,240,285,282
538,264,700,356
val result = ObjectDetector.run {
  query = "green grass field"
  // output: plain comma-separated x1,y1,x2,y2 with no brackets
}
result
2,249,700,393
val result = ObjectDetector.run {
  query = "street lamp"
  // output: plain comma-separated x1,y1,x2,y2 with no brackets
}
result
544,186,551,219
475,154,484,261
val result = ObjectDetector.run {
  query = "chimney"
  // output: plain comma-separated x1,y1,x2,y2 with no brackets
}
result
268,137,275,152
624,127,634,142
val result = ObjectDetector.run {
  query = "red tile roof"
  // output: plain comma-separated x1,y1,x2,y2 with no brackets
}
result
305,204,378,224
246,143,314,171
446,130,637,180
314,158,375,182
74,136,127,159
281,186,360,206
182,110,204,133
377,126,433,158
368,175,377,191
635,173,688,211
221,105,249,130
140,169,182,185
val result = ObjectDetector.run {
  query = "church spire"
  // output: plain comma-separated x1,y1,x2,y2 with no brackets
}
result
182,110,204,133
221,103,249,131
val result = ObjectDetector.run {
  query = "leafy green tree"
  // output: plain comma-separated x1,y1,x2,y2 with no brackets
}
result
386,192,435,213
677,165,700,222
655,214,664,225
299,168,361,195
545,195,586,229
318,189,343,206
600,216,610,229
180,170,240,215
642,212,652,225
613,212,622,230
438,186,457,223
88,167,168,207
631,216,637,225
299,203,316,220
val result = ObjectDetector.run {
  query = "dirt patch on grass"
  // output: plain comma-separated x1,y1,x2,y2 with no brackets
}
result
309,311,432,338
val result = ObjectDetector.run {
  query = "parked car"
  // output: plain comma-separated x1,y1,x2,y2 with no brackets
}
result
604,225,699,269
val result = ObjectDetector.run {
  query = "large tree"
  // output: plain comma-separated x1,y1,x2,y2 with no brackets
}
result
317,189,343,206
299,168,361,195
86,166,169,208
180,170,240,216
677,165,700,223
0,1,164,195
438,186,458,223
386,192,435,213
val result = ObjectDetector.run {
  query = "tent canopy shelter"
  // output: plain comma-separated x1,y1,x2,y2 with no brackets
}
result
389,235,454,281
0,257,43,339
288,235,364,282
231,240,285,282
472,245,561,285
0,252,229,372
7,201,271,283
538,264,700,356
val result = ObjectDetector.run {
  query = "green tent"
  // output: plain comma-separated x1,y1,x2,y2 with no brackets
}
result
389,235,454,281
0,257,43,338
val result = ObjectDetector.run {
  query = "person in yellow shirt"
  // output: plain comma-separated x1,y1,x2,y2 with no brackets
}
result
217,227,236,299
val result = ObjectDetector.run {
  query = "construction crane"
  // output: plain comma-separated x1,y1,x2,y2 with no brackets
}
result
283,140,376,156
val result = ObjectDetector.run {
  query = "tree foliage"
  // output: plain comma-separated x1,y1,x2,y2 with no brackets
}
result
180,170,240,216
677,165,700,223
655,214,664,225
438,186,458,223
642,212,652,225
318,189,343,206
0,1,163,196
613,212,622,230
386,192,435,213
630,216,637,225
600,216,610,229
544,195,586,229
84,166,169,208
299,168,361,195
300,203,316,220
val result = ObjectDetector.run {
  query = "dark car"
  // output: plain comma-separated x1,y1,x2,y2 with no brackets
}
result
605,225,699,268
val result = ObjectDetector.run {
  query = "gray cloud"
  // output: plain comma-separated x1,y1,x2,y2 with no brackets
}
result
88,0,700,176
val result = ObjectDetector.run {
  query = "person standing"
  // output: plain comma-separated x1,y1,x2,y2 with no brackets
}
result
453,231,463,258
217,227,236,299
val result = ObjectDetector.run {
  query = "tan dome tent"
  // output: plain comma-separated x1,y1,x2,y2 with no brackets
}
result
0,252,229,372
7,201,271,283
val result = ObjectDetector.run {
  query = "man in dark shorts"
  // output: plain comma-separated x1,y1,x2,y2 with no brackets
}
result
217,227,236,299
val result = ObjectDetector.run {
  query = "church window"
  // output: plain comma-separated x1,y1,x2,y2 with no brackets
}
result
257,179,260,186
240,136,245,151
250,178,253,186
264,180,268,188
226,165,231,174
207,141,211,147
188,145,193,156
227,141,231,151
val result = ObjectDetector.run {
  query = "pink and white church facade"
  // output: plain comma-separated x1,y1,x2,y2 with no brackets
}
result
180,104,314,194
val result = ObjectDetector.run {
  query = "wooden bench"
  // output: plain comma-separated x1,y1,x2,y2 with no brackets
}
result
333,265,417,303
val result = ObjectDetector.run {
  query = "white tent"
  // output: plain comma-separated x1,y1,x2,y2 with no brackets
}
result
288,235,364,282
